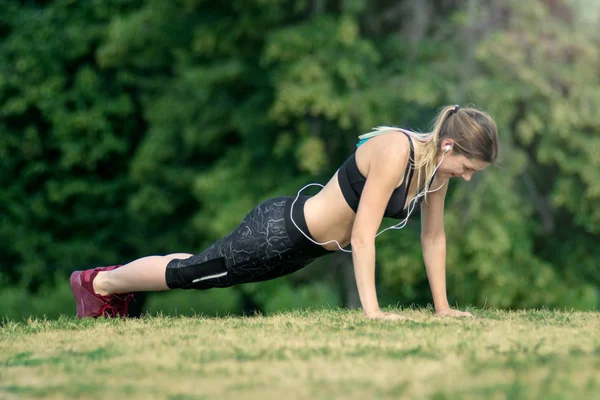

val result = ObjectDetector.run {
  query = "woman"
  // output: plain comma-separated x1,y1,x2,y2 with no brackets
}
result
70,105,499,320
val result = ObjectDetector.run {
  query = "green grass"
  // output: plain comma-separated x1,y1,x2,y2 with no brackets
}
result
1,308,599,399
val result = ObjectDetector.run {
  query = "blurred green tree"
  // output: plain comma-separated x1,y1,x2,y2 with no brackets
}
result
0,0,598,320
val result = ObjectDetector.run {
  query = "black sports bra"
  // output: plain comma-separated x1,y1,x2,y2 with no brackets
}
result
337,131,417,220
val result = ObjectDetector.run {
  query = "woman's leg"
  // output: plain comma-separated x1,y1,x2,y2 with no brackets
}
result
93,253,193,296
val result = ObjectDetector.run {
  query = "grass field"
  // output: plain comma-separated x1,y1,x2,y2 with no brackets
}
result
1,308,599,400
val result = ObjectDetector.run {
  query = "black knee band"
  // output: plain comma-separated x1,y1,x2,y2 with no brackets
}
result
166,257,228,290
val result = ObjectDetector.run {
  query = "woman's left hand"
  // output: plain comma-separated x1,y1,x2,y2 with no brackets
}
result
435,307,473,318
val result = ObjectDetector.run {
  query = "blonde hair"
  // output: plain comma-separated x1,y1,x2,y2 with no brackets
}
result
359,105,499,203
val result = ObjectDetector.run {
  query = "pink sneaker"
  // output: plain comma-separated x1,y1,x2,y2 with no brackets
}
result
69,265,134,319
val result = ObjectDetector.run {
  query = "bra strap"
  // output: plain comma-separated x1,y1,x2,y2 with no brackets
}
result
401,132,415,199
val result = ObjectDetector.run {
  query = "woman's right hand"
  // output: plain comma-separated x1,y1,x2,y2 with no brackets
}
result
365,310,409,321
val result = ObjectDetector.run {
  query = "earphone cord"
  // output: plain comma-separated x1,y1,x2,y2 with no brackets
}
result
289,152,448,253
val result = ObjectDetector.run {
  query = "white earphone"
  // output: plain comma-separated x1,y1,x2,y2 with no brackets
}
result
290,145,450,253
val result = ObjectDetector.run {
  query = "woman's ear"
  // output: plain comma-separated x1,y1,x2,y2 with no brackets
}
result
442,139,454,153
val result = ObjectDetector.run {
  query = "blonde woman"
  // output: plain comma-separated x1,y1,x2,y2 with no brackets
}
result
70,105,499,320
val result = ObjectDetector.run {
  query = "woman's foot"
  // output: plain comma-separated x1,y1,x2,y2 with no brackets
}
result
69,265,134,319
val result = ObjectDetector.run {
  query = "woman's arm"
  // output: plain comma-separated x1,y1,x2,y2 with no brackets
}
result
420,176,472,317
351,137,410,319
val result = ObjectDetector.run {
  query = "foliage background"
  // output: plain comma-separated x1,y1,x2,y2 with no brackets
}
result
1,0,599,320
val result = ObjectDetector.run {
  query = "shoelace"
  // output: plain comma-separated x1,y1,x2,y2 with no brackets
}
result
98,302,119,318
111,293,135,317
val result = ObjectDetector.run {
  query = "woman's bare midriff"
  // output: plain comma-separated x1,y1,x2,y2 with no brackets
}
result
301,130,420,252
303,172,356,251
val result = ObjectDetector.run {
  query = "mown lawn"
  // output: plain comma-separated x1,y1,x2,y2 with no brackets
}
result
1,308,599,399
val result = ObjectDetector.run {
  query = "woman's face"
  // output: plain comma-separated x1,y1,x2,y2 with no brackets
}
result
437,141,490,181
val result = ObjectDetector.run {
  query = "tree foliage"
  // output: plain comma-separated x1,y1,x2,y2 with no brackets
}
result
0,0,598,318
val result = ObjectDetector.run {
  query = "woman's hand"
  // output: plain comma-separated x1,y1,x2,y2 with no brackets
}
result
435,307,473,318
365,310,409,321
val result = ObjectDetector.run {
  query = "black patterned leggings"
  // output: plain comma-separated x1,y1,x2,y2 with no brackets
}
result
165,196,334,290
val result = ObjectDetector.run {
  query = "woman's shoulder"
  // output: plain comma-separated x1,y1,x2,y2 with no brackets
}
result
357,129,412,158
354,129,412,178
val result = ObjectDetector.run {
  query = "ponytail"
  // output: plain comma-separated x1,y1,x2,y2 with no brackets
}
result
418,104,460,201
